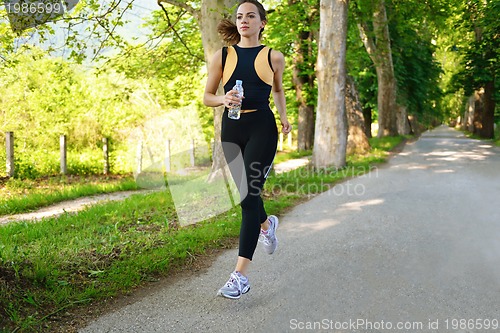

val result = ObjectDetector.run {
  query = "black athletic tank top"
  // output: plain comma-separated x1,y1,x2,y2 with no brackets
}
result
222,45,274,110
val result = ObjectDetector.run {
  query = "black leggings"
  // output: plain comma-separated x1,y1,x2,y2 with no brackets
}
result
221,108,278,260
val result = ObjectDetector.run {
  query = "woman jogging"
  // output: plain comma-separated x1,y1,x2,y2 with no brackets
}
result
203,0,291,299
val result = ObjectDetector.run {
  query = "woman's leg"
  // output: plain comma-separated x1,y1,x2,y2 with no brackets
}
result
218,110,277,299
237,111,278,262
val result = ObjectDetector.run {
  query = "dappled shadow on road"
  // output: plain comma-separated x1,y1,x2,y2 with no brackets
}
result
337,198,385,213
424,141,496,162
289,199,386,234
391,129,500,176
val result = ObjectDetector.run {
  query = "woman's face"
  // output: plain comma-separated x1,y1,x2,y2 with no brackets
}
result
236,3,265,38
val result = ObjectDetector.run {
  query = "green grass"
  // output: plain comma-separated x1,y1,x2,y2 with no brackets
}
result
0,136,404,332
0,190,242,332
460,124,500,145
0,175,139,216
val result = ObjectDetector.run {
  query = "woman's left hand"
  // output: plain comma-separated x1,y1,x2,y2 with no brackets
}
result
281,120,292,135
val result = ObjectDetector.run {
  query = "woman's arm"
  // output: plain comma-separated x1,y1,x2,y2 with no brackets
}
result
203,49,242,108
271,49,292,134
203,49,225,107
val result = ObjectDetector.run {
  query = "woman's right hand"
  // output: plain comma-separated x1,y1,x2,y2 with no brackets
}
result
223,90,244,108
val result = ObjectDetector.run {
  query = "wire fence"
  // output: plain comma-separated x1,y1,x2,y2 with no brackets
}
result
1,131,295,179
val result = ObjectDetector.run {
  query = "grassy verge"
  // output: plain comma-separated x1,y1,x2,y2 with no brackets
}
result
0,175,139,216
461,125,500,146
0,151,311,218
0,136,404,332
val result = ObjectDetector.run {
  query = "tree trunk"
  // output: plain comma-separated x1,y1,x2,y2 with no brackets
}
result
473,89,484,136
480,80,495,139
468,0,495,139
312,0,348,169
465,94,475,133
471,84,495,139
462,96,470,130
289,0,317,151
372,0,397,137
363,107,372,138
356,0,398,137
397,105,410,135
159,0,238,175
297,104,315,151
199,0,238,175
408,115,422,136
373,64,397,137
346,76,370,155
293,32,315,151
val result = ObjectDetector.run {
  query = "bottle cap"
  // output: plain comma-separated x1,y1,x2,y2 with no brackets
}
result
236,80,242,85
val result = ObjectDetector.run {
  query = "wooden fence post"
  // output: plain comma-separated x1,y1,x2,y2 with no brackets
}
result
60,134,67,175
164,139,171,172
278,133,284,151
103,137,109,175
136,140,143,175
6,132,14,177
190,139,195,167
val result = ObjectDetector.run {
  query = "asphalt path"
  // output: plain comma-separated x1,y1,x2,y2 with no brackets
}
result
80,126,500,333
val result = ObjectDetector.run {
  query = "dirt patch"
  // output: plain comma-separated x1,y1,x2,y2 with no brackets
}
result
0,190,154,225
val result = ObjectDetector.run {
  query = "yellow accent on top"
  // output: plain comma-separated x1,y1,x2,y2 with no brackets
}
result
254,46,273,87
222,46,238,87
222,46,274,87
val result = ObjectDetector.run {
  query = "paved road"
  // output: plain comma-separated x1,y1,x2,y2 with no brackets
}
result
80,126,500,333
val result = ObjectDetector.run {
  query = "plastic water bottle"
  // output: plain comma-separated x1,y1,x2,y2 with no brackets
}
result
228,80,244,120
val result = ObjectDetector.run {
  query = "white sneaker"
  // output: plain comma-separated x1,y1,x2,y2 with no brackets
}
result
217,271,250,299
259,215,279,254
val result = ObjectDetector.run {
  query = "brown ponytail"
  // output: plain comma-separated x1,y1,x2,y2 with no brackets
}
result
217,19,240,46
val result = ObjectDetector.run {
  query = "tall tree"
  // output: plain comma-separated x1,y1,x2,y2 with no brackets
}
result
389,0,446,132
460,0,499,139
157,0,238,172
312,0,348,168
346,75,370,155
352,0,399,137
267,0,319,151
288,0,319,151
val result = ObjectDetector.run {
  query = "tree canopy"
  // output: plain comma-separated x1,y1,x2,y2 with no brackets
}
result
0,0,499,177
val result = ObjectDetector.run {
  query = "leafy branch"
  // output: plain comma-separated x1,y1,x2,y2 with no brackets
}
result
157,2,204,62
